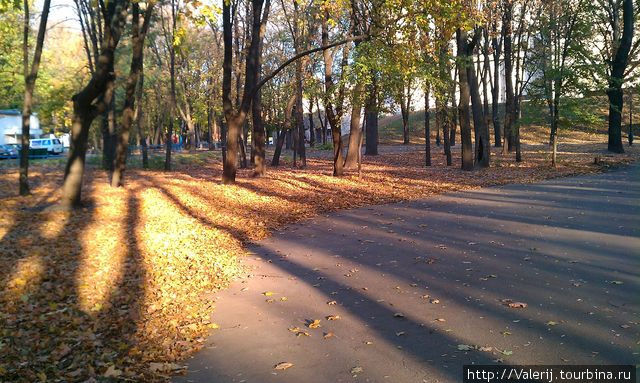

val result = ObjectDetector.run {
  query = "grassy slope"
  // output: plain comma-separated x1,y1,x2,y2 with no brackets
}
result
378,96,638,145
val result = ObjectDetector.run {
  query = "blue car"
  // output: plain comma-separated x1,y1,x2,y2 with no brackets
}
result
0,144,19,159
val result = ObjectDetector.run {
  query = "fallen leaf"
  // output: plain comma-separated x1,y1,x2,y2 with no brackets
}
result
263,291,276,296
327,300,337,305
274,362,294,370
351,366,363,374
457,344,474,351
546,321,559,326
394,312,405,318
307,319,321,329
323,332,334,339
326,315,341,320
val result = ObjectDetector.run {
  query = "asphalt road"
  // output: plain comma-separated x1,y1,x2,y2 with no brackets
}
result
175,164,639,383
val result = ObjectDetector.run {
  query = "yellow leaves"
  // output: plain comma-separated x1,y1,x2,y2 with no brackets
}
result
307,319,321,329
263,291,275,296
326,315,341,321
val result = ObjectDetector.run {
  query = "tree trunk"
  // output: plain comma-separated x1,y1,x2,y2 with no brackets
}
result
424,84,431,166
252,89,266,175
271,129,285,166
139,74,149,169
450,65,458,146
61,0,129,208
629,91,634,146
364,76,378,156
20,0,51,195
223,116,241,182
344,81,365,168
608,0,633,153
309,97,315,147
271,93,295,166
491,31,502,147
502,1,514,155
468,33,490,168
112,2,152,187
457,29,474,171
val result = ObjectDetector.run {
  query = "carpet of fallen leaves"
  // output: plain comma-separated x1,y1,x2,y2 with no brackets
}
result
0,134,637,381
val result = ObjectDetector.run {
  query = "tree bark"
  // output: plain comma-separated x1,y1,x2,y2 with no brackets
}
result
456,28,474,171
364,76,378,155
61,0,129,208
491,28,502,147
468,30,490,168
344,81,365,168
502,1,514,155
20,0,51,195
424,84,431,166
112,2,153,187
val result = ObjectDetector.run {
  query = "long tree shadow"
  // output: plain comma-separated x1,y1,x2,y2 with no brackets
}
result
0,185,149,381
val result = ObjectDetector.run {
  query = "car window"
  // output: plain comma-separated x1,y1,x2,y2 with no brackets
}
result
31,140,41,146
44,140,51,145
53,139,61,145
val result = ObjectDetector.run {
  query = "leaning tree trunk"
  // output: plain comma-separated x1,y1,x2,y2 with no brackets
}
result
271,94,295,166
112,2,152,187
61,0,128,208
20,0,51,195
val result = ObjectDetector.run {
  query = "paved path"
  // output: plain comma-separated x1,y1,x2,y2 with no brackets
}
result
175,165,639,383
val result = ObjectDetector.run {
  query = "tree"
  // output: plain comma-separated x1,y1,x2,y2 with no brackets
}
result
599,0,635,153
19,0,51,195
111,2,154,187
221,0,270,183
61,0,130,208
456,27,476,171
529,0,588,166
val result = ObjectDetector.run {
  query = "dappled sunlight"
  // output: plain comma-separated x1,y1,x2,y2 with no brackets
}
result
5,254,45,302
76,187,129,314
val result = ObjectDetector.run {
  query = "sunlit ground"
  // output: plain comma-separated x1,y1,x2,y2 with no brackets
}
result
0,129,637,381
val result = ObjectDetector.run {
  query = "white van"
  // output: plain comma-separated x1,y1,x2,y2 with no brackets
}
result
30,138,64,154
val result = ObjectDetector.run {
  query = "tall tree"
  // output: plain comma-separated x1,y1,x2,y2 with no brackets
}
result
61,0,130,207
19,0,51,195
456,28,475,171
605,0,634,153
111,2,153,187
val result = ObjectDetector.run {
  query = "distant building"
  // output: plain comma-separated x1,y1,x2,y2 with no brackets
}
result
0,109,42,145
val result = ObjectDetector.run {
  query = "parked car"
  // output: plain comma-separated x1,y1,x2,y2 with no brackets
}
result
30,138,63,154
0,144,18,159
